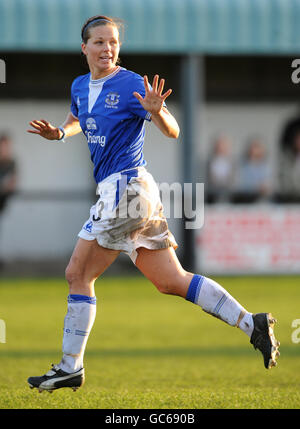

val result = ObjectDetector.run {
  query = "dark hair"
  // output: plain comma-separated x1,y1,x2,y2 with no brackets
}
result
81,15,123,44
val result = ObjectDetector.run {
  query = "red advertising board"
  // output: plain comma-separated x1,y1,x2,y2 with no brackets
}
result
196,205,300,274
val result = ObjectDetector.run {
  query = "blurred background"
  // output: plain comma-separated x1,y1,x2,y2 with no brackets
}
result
0,0,300,277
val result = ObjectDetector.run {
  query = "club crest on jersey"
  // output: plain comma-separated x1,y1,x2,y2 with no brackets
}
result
86,117,97,130
105,92,120,109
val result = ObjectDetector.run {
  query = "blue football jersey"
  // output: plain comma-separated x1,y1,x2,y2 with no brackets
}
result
70,67,152,183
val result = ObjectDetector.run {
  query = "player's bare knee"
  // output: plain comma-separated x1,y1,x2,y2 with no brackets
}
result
154,272,190,297
65,263,84,287
155,280,176,295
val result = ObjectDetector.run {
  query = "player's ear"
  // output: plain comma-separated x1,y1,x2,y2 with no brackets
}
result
81,42,87,56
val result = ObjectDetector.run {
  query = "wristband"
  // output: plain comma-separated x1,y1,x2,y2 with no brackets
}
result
57,126,66,142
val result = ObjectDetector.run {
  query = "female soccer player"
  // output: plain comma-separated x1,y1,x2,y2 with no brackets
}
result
27,15,279,393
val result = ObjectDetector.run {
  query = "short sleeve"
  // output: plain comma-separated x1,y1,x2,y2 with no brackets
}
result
128,75,152,121
70,80,79,119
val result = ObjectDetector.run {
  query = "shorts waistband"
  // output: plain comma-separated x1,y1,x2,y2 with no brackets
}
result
96,167,146,193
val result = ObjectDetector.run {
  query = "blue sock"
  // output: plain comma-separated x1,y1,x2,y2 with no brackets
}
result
68,294,97,305
185,274,204,303
185,274,252,333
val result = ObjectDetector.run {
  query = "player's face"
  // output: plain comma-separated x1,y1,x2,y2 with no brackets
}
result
82,25,120,77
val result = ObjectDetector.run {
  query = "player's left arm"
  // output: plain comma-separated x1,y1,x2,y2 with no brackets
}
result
133,75,180,139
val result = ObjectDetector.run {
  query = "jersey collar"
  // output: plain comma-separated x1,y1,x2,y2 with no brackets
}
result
90,66,122,85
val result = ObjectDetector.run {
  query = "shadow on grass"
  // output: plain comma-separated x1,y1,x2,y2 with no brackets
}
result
1,345,299,359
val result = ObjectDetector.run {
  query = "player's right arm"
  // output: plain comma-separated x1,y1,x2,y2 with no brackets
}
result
27,112,82,141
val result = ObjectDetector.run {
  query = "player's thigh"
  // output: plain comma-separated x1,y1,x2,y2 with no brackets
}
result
66,238,120,283
135,247,193,297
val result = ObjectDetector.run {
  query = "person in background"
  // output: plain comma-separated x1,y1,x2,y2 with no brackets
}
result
278,129,300,199
0,134,17,268
0,133,17,217
238,138,271,201
206,136,235,202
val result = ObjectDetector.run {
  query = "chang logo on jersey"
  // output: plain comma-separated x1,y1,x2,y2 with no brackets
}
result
105,92,120,109
85,131,106,147
86,117,97,130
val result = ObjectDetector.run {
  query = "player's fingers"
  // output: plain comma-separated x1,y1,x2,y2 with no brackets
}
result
40,119,51,127
152,74,159,92
143,75,150,94
27,129,41,134
31,120,45,127
35,120,47,128
133,92,143,102
162,88,172,100
29,121,43,131
157,78,165,96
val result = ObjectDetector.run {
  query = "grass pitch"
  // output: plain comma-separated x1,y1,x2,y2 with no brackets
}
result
0,275,299,409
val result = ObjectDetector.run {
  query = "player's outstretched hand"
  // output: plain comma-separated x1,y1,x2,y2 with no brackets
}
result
27,119,62,140
133,75,172,115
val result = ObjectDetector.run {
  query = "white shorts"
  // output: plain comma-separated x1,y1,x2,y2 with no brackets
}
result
78,167,178,263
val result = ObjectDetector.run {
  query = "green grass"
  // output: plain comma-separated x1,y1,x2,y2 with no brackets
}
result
0,275,300,409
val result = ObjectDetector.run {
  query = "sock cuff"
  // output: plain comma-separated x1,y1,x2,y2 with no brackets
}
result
68,294,97,305
186,275,204,303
